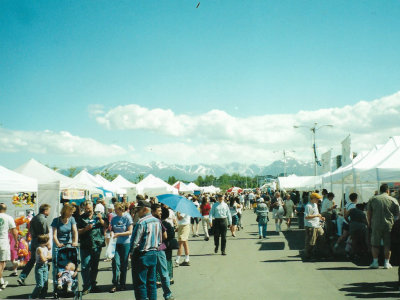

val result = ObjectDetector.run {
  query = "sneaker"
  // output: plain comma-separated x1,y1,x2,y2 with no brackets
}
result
174,261,180,267
17,278,25,286
204,237,209,241
9,271,18,277
1,281,8,289
180,261,190,266
369,261,379,269
170,279,174,285
57,284,63,290
384,262,393,269
222,251,227,256
67,287,72,292
166,296,175,300
82,289,90,295
214,246,218,254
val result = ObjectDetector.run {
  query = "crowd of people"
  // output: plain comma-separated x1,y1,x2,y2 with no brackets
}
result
0,183,399,299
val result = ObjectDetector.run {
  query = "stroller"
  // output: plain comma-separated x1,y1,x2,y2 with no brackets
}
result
53,245,82,300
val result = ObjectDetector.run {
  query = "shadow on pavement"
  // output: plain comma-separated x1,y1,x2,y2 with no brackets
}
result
6,293,32,299
188,254,214,257
282,230,304,250
339,281,399,298
258,242,285,251
261,259,301,263
317,266,366,271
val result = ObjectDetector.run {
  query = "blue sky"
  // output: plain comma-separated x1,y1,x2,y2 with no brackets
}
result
1,0,400,169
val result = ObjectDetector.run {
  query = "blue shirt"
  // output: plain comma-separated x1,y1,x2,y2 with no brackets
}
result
210,201,232,226
130,213,161,253
51,217,76,244
111,214,133,244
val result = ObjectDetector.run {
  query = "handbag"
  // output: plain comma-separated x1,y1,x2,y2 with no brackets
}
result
167,238,179,250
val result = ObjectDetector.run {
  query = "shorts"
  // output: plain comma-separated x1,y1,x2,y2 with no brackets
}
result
190,217,200,224
0,247,11,261
231,215,239,225
371,227,391,247
177,224,190,241
273,208,284,220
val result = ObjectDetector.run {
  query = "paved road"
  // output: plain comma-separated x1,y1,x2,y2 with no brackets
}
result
2,209,399,299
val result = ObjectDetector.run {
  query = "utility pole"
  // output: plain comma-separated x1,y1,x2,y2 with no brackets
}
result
294,123,333,176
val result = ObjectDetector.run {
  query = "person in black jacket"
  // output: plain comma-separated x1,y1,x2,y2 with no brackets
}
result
18,204,50,285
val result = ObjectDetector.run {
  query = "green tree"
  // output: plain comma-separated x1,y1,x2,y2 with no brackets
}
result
136,173,145,183
96,169,118,181
167,176,177,185
194,176,204,186
67,167,78,177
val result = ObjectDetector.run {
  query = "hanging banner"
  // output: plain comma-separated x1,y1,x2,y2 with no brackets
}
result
320,149,332,174
62,189,85,200
341,135,352,167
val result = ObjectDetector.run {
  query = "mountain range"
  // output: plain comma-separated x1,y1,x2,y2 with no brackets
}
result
59,158,314,182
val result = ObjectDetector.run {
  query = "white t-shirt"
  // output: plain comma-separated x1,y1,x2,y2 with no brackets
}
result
177,213,191,225
0,213,16,248
321,199,333,213
165,209,176,227
304,203,320,228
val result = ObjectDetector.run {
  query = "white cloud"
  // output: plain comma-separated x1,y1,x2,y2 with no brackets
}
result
88,104,105,118
0,128,127,157
95,91,400,164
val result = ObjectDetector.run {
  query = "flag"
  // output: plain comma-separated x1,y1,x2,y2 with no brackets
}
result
341,135,352,167
320,150,332,174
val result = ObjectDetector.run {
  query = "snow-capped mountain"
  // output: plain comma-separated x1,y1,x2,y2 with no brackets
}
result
59,158,314,182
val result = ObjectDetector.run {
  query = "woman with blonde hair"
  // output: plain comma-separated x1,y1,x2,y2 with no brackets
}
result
51,203,78,294
109,202,133,292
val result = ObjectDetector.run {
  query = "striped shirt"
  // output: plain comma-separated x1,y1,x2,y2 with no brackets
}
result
130,213,162,253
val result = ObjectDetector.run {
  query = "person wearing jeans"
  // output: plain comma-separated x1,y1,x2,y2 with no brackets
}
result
130,200,162,300
77,201,108,295
18,204,50,285
255,198,269,239
110,203,133,293
152,204,175,300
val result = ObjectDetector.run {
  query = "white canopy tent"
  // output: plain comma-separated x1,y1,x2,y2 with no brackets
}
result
332,137,400,186
95,174,126,195
0,165,38,218
278,175,322,191
0,165,38,193
136,174,178,197
360,143,400,186
200,185,221,194
15,159,65,224
186,182,200,191
71,170,110,197
112,175,137,201
173,181,194,193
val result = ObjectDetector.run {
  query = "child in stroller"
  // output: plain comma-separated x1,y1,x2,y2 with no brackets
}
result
53,245,81,299
57,262,78,292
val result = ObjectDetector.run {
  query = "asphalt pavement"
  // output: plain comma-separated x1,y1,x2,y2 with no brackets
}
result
1,209,399,299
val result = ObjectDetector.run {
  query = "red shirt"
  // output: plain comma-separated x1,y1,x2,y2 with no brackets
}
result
200,203,211,216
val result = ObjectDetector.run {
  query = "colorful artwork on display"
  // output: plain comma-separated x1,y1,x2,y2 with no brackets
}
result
12,193,35,207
